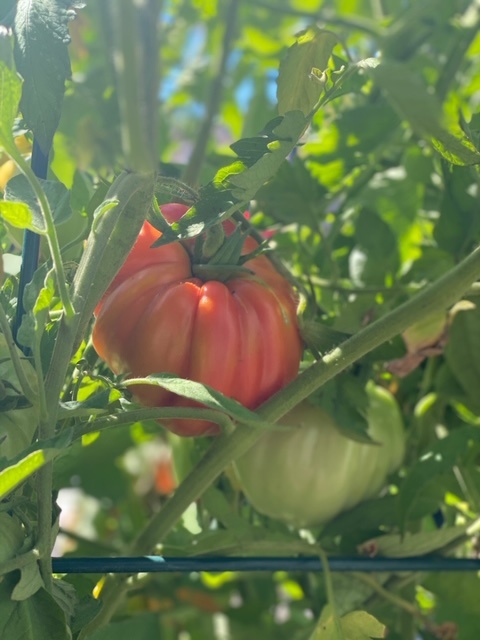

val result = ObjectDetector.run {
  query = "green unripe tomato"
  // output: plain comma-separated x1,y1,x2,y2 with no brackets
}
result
233,383,405,527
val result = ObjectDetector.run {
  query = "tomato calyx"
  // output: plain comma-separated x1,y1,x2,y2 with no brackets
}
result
191,263,255,283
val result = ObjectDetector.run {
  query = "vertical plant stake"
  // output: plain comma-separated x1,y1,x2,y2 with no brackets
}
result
14,141,48,346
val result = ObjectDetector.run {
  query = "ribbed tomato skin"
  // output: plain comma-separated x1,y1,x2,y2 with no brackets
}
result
92,206,302,436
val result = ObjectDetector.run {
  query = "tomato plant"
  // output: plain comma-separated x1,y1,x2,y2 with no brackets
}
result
2,2,480,640
234,383,405,526
92,205,303,436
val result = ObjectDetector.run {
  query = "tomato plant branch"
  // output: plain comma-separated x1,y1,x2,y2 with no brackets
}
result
13,154,75,320
73,406,235,440
353,573,422,620
35,463,54,591
316,547,345,640
33,172,154,597
79,244,480,636
0,549,40,577
182,0,239,187
260,243,480,421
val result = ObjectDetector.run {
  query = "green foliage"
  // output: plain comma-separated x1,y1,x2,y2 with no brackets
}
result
1,0,480,639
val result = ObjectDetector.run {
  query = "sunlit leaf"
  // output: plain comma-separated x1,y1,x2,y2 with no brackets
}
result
277,27,339,116
0,199,42,232
123,373,266,427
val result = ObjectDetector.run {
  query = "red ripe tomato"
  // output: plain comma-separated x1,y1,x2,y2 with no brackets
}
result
92,204,302,436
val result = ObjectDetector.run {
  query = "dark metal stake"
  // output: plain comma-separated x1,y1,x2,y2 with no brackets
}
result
51,555,480,574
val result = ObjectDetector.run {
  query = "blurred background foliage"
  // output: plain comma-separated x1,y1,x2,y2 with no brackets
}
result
3,0,480,639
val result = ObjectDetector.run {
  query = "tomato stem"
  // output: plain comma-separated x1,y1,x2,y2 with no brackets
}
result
73,407,236,441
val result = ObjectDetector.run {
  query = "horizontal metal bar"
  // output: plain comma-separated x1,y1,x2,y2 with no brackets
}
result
51,555,480,574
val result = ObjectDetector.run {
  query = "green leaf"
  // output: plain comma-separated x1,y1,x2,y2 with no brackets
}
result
230,110,308,201
51,578,77,626
0,579,70,640
277,27,338,116
0,200,42,232
71,595,102,636
0,429,73,499
123,373,266,427
314,374,373,445
5,174,72,226
16,264,55,350
433,166,479,255
322,493,439,540
350,209,400,287
369,61,480,166
11,560,44,600
358,525,467,558
311,605,385,639
444,304,480,409
0,60,22,156
13,0,83,154
256,157,327,226
203,486,251,532
339,611,386,640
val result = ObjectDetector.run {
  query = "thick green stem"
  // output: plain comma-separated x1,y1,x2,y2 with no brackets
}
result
353,573,421,620
34,173,154,594
73,407,234,440
45,173,155,424
107,0,158,172
80,245,480,637
35,463,54,591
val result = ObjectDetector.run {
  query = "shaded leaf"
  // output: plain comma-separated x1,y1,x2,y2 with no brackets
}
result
11,560,44,600
52,578,77,625
358,525,467,558
0,578,70,640
444,304,480,409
